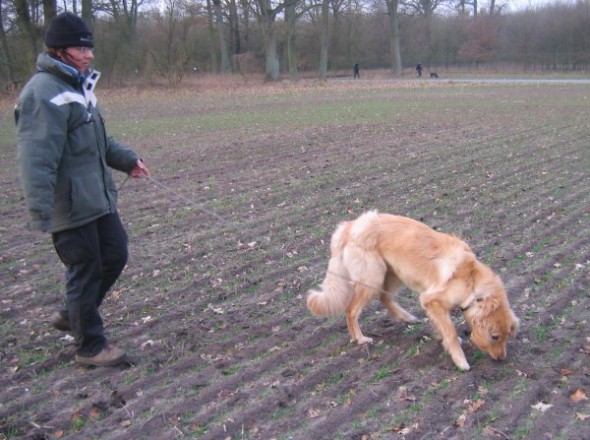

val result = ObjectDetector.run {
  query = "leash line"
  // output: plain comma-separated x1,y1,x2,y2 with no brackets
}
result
326,269,397,298
123,175,238,229
325,269,423,314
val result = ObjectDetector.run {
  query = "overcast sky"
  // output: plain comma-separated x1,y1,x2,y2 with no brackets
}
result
506,0,577,12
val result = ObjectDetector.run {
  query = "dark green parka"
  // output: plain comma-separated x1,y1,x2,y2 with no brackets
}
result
15,53,139,233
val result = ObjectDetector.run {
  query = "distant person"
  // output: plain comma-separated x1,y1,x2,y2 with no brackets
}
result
353,63,360,79
416,63,423,78
15,12,150,367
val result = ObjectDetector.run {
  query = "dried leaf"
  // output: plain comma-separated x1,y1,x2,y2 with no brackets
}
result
141,340,155,350
531,401,552,412
576,412,590,421
560,368,574,376
455,413,467,427
467,399,485,413
483,426,510,438
478,386,489,396
571,389,588,403
308,407,320,418
397,386,417,402
89,405,102,420
390,423,419,434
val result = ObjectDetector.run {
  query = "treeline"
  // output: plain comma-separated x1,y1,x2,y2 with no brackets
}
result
1,0,589,88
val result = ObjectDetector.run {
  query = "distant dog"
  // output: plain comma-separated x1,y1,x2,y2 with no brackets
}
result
430,72,439,78
307,211,519,371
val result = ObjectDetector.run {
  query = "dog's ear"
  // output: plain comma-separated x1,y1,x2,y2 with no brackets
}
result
473,294,500,317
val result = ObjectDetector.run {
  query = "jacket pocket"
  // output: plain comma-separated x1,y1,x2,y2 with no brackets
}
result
70,174,109,221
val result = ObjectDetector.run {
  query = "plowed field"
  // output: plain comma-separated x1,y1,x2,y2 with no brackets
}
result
1,78,589,439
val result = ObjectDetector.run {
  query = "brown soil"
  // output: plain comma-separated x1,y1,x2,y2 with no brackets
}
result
1,79,589,439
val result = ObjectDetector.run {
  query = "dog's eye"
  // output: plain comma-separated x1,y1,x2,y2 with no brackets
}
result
491,335,500,341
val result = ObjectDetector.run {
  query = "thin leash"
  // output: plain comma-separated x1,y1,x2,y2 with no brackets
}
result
120,175,393,297
325,270,468,314
326,269,396,298
325,269,422,312
118,174,237,230
146,175,238,229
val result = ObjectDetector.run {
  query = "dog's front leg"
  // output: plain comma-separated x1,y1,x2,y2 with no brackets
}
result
346,285,373,345
421,298,470,371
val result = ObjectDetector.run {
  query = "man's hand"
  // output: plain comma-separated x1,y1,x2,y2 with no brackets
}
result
129,159,150,178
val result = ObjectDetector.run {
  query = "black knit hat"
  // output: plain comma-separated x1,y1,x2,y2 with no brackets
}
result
44,12,93,48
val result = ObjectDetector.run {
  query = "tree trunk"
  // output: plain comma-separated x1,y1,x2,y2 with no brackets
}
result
386,0,402,76
213,0,230,73
43,0,56,26
228,0,240,55
14,0,38,68
240,0,250,52
256,0,280,81
285,2,298,80
81,0,92,29
318,0,329,81
0,0,16,82
205,0,218,72
263,23,280,81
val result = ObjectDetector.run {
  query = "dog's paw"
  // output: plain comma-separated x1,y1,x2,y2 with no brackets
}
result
456,361,471,371
449,349,471,371
452,355,471,371
356,336,373,345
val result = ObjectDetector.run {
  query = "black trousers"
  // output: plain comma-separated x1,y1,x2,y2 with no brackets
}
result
52,212,128,356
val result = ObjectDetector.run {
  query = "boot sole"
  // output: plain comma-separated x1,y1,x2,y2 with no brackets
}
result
75,354,127,367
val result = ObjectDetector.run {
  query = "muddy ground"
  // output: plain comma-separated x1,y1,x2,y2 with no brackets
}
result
1,78,589,439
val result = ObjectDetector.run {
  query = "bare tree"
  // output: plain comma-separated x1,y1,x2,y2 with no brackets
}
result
227,0,241,55
252,0,299,81
285,0,299,79
43,0,56,24
458,14,498,66
81,0,92,28
212,0,230,72
205,0,218,71
385,0,402,76
318,0,328,80
14,0,39,66
0,0,17,83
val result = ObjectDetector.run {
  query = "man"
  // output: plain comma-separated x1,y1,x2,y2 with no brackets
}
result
416,62,423,78
15,12,150,367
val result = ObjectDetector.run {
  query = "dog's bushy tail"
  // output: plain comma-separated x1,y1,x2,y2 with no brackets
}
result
306,223,353,317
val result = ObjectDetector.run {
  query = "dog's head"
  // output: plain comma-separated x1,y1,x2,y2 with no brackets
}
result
463,283,519,361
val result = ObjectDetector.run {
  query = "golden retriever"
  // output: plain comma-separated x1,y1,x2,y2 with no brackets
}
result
306,211,519,371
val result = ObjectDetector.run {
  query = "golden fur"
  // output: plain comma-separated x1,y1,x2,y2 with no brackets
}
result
307,211,519,371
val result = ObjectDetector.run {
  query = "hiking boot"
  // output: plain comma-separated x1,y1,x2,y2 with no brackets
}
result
50,310,71,332
75,345,127,367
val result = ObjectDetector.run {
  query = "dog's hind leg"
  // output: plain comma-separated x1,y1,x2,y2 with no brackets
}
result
346,284,374,345
380,273,419,323
421,293,470,371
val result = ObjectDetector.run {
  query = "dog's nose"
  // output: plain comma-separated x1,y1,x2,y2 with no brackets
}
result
463,329,471,338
